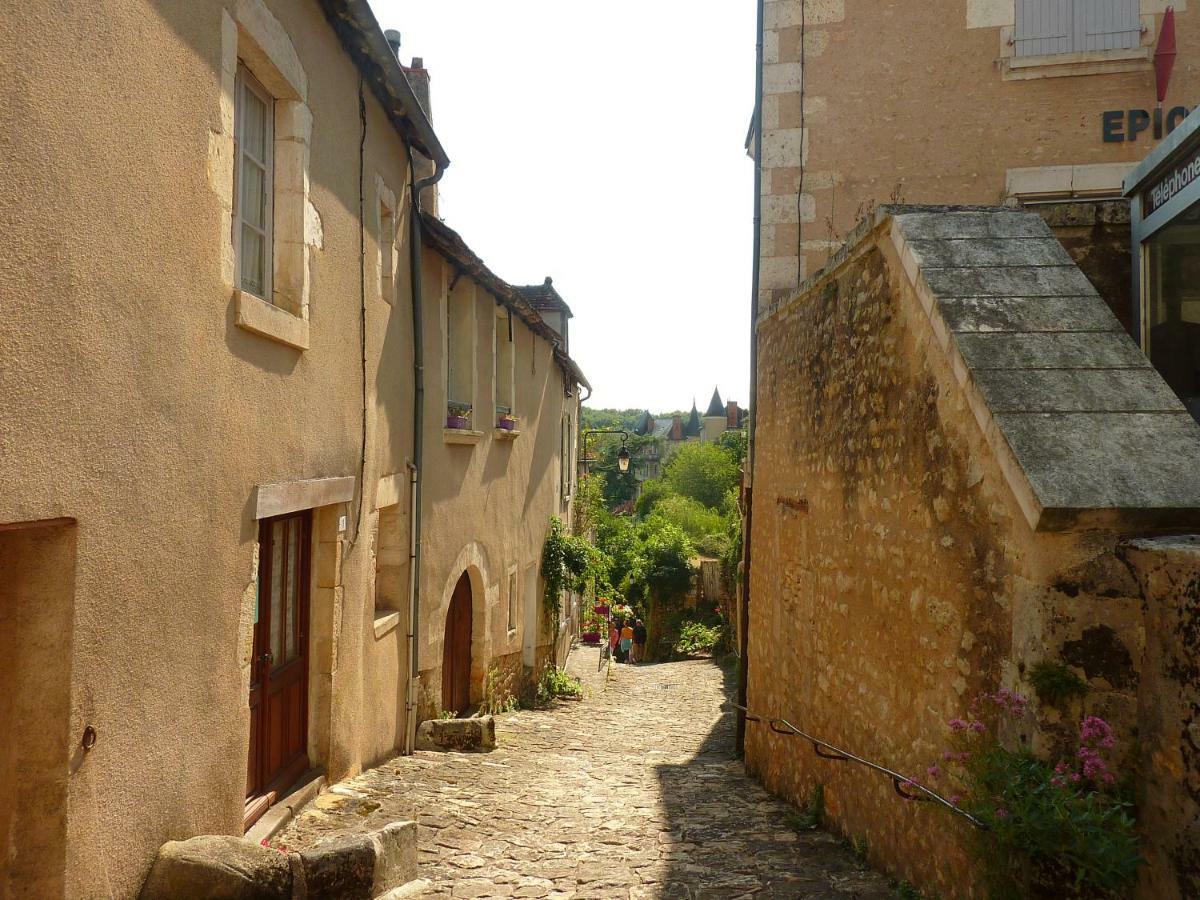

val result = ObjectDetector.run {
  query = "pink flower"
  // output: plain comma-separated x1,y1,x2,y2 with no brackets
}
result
927,765,941,779
948,718,968,732
994,807,1009,819
948,794,962,805
1050,776,1065,787
969,721,986,734
1080,716,1116,749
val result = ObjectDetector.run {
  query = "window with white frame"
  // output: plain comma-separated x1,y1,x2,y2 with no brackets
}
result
234,65,274,300
1014,0,1141,57
495,306,515,427
446,279,476,426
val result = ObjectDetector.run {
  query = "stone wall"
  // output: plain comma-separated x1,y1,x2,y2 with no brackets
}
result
747,208,1200,899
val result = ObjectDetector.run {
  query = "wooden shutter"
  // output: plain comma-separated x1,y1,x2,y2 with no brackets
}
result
1076,0,1140,52
1015,0,1073,56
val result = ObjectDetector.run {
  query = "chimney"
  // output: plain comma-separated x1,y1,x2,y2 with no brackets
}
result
727,401,738,428
385,28,439,215
671,415,683,441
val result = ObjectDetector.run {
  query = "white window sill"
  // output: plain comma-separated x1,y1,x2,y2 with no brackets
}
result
443,428,484,445
235,290,310,350
494,428,522,442
373,610,402,639
1002,46,1150,81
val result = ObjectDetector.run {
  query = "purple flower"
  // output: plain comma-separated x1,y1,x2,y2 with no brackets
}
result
994,808,1009,820
1080,716,1116,749
948,718,968,732
927,765,941,779
948,794,962,805
969,721,986,734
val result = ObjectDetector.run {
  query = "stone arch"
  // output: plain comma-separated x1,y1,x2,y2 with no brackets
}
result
435,543,492,708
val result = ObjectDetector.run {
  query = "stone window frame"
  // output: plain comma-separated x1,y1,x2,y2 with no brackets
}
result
218,0,314,351
985,0,1159,80
375,176,403,307
506,565,519,635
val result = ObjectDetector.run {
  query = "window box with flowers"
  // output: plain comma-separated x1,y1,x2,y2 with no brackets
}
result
446,401,472,430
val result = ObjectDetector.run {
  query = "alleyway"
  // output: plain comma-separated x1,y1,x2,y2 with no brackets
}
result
276,652,894,899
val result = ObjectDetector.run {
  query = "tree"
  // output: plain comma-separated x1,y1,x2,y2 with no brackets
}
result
664,442,739,509
717,429,748,466
647,494,724,543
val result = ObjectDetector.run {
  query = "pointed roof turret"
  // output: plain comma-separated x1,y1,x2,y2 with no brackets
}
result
684,401,702,437
704,387,725,418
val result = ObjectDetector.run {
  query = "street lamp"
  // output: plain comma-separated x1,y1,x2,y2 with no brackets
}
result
580,429,634,477
617,444,631,474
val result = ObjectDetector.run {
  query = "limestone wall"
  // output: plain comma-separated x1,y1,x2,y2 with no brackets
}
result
747,210,1200,898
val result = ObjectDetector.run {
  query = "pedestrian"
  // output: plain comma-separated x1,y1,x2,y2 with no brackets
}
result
620,620,634,663
632,618,648,663
608,620,619,661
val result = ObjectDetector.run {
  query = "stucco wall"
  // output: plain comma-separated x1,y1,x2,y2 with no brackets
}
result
758,0,1197,299
0,2,579,895
748,222,1195,897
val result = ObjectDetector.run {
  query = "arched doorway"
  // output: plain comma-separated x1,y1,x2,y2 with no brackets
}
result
442,572,472,715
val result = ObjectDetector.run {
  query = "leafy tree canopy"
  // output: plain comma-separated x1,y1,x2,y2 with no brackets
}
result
664,442,740,509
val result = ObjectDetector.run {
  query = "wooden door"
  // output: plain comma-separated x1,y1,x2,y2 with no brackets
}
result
441,573,472,715
247,511,312,799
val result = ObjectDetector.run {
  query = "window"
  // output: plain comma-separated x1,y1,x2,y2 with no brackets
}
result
374,503,409,612
446,279,477,427
507,569,518,632
235,65,274,300
560,413,574,500
495,307,515,428
380,201,396,304
1014,0,1140,57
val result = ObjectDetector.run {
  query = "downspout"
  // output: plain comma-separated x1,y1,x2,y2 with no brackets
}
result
403,150,446,754
736,0,765,757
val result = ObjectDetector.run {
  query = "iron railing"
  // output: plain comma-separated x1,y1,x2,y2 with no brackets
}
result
727,702,989,830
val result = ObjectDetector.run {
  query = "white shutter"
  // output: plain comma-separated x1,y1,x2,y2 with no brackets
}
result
1015,0,1073,57
1076,0,1141,52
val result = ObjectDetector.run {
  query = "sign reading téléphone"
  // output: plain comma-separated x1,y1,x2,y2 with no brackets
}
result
1142,140,1200,216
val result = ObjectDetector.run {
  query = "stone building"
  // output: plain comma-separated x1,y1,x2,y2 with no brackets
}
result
0,1,585,896
753,0,1197,324
746,205,1200,898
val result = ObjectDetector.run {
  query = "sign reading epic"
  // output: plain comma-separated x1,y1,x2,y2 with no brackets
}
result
1103,107,1192,143
1142,141,1200,216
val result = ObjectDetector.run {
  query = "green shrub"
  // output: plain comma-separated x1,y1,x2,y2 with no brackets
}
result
649,494,724,542
1028,661,1088,705
673,620,722,657
664,442,739,509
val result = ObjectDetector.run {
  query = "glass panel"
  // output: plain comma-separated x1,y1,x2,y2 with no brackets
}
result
1145,200,1200,421
240,227,263,296
241,162,265,229
285,519,299,663
270,520,284,665
242,87,268,162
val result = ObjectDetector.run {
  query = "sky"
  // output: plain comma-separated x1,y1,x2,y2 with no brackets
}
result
368,0,755,413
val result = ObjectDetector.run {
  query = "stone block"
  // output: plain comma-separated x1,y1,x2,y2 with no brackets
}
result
937,296,1120,333
765,0,846,29
415,715,496,752
761,127,807,169
892,210,1050,240
953,331,1148,370
371,821,419,894
139,835,291,900
906,237,1073,269
300,833,375,900
922,264,1096,298
994,411,1200,525
972,368,1184,414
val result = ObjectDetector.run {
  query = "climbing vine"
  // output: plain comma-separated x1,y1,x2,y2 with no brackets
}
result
540,516,608,627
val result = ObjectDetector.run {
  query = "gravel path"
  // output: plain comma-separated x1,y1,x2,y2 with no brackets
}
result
276,650,896,899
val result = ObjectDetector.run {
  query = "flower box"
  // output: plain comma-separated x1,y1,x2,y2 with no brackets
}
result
581,631,602,645
497,415,518,431
594,604,610,619
446,414,470,430
447,401,472,431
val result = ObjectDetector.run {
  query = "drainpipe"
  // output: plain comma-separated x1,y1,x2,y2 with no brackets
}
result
737,0,765,757
403,149,447,754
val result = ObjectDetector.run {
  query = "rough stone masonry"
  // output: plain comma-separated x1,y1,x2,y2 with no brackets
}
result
748,205,1200,899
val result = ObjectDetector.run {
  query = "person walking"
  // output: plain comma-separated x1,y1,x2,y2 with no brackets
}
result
608,621,619,661
632,619,648,663
619,620,634,663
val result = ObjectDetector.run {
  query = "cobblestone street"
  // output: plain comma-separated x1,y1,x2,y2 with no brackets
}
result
276,651,895,899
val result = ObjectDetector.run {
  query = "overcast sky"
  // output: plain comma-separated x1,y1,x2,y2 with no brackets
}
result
368,0,755,413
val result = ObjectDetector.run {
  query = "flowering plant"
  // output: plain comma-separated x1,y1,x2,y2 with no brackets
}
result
925,690,1141,899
